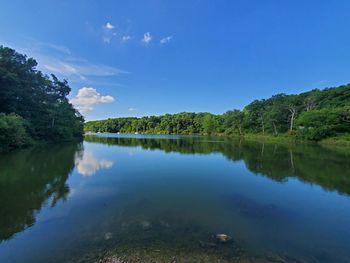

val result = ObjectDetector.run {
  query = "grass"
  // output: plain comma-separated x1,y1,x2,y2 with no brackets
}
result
318,134,350,154
220,132,350,149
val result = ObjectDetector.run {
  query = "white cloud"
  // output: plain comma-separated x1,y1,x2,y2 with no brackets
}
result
75,151,113,176
121,35,131,42
104,22,114,30
160,36,172,44
102,22,116,43
70,87,115,113
142,32,152,44
128,107,137,112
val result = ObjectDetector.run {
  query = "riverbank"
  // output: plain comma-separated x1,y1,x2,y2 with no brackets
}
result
74,241,311,263
74,243,325,263
0,137,83,154
203,132,350,149
86,131,350,149
238,133,350,150
319,134,350,147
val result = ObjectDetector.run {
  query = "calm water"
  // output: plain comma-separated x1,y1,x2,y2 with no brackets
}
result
1,134,350,262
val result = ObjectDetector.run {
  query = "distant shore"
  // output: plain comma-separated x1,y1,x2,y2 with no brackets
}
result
85,131,350,149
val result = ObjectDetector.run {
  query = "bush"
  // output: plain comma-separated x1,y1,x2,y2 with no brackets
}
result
0,113,30,152
296,108,350,140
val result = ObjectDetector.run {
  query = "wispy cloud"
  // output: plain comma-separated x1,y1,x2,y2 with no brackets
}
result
142,32,152,44
44,43,71,55
2,39,129,80
18,38,72,55
121,35,131,43
160,36,172,44
41,56,128,80
128,107,137,112
70,87,115,113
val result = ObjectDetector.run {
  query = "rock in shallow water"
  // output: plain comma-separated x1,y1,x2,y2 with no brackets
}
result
215,233,232,243
141,220,152,231
104,232,113,240
199,240,218,248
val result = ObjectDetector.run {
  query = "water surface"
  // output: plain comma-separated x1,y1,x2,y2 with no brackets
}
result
1,134,350,262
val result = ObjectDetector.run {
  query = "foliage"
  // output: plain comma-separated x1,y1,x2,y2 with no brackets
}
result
0,46,84,151
296,108,349,140
85,84,350,141
0,113,29,151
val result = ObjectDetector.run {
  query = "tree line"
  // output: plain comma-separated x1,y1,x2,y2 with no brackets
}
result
85,84,350,141
0,46,84,152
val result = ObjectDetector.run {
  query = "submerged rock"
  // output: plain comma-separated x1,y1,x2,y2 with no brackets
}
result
215,234,232,243
159,219,170,227
141,220,152,231
104,232,113,240
225,193,293,220
199,240,218,248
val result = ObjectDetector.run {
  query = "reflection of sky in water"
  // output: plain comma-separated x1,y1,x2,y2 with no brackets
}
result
74,150,113,176
1,136,350,263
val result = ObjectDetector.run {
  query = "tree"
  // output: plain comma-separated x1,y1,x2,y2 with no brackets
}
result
0,46,84,150
223,110,244,135
202,113,217,134
244,100,268,134
0,113,29,151
341,106,350,123
296,108,350,140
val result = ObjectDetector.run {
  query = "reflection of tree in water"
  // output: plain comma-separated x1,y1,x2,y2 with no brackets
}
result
0,143,82,242
85,135,350,195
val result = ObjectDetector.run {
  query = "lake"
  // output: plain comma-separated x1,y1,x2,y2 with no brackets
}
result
1,134,350,262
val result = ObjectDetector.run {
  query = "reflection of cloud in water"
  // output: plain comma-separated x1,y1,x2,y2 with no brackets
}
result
75,151,113,176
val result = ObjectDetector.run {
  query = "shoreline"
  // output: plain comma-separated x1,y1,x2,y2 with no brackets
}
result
84,131,350,149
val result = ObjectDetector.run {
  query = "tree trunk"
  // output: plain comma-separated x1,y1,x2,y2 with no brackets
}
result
290,113,294,131
288,107,297,132
261,119,265,135
272,121,278,135
259,113,265,135
262,122,265,135
238,125,242,136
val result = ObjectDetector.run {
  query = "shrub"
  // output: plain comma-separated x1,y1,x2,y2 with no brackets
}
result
0,113,30,151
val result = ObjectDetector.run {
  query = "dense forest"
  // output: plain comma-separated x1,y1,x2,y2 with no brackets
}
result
0,46,84,152
85,84,350,141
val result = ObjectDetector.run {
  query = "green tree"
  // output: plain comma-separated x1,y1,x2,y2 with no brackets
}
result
0,113,29,151
0,46,84,151
202,113,217,134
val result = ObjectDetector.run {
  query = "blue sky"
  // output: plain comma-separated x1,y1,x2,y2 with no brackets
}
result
1,0,350,120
